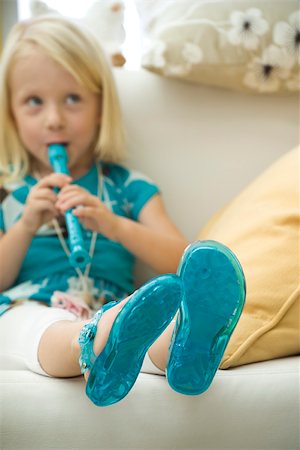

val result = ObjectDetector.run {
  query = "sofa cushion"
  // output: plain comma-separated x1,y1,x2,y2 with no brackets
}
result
197,147,300,368
140,0,300,94
1,357,299,449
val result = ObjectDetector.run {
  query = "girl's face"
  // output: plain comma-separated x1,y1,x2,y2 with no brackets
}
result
9,50,101,178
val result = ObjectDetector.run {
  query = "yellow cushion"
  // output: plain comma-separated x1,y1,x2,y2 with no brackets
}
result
197,147,300,368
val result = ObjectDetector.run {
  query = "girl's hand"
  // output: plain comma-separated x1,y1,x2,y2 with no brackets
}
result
56,185,120,239
21,173,72,235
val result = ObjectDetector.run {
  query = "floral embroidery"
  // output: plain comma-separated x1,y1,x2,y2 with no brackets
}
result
142,40,167,68
244,45,295,92
227,8,269,50
181,41,203,64
273,10,300,64
142,4,300,94
51,291,91,319
2,279,49,302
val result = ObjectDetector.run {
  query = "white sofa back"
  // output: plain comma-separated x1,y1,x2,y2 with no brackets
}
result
114,69,299,242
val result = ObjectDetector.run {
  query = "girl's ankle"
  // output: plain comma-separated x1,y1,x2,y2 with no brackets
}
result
71,320,89,363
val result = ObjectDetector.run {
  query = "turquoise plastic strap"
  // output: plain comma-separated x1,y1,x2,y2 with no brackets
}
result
78,301,118,374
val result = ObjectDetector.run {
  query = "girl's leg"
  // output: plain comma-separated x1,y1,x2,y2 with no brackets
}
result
0,294,175,381
38,319,86,377
40,292,179,379
0,299,125,379
39,271,180,379
147,321,176,371
38,298,129,377
1,277,180,406
39,297,174,378
0,293,172,380
0,301,79,376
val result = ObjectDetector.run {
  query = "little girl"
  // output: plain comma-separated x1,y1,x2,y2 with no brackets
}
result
0,15,246,407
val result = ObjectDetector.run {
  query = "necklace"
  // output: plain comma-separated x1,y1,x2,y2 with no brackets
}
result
39,163,102,306
52,219,97,306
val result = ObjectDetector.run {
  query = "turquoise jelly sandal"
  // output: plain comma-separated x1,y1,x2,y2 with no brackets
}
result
79,274,183,407
166,240,246,396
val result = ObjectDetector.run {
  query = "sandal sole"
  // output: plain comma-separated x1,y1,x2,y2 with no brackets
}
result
86,274,183,406
167,240,246,395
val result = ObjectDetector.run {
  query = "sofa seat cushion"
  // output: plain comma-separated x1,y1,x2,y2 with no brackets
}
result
1,357,298,449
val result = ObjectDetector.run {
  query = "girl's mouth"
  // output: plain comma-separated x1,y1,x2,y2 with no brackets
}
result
47,142,69,148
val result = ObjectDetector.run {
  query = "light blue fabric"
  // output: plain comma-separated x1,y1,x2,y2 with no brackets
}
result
0,162,159,314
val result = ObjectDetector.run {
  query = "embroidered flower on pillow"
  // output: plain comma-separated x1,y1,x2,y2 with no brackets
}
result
273,10,300,64
227,8,269,50
142,40,203,76
182,42,203,64
142,40,167,69
244,45,295,92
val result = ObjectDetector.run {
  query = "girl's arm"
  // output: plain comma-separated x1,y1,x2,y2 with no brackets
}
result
0,222,34,291
115,194,188,274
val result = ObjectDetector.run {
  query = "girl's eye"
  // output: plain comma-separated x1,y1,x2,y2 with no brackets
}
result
27,96,42,107
66,94,81,104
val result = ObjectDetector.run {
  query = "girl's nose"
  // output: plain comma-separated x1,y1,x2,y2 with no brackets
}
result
45,104,65,130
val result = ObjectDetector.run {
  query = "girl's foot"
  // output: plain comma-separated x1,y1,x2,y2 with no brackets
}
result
79,298,129,381
167,240,246,395
78,274,183,406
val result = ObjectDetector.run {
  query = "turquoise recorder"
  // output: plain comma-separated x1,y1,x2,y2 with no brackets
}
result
48,144,91,270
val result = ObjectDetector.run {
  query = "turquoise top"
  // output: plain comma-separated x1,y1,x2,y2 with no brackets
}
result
0,162,159,314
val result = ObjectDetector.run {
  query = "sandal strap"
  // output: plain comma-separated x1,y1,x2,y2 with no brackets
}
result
78,301,117,374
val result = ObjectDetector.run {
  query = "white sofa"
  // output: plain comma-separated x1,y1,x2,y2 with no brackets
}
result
0,68,299,450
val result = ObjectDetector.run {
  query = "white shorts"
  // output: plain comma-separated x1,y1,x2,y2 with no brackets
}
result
0,301,165,377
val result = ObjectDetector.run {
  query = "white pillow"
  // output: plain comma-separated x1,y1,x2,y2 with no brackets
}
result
139,0,300,94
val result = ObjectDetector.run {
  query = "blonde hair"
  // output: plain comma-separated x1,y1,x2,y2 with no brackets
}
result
0,15,127,184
